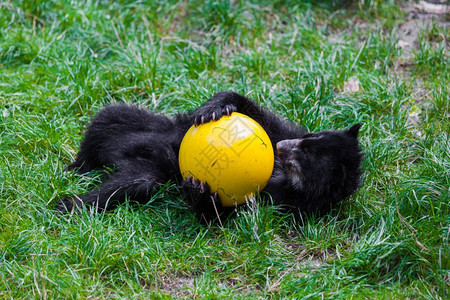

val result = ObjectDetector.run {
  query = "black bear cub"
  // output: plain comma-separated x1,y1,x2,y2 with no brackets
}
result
57,91,362,223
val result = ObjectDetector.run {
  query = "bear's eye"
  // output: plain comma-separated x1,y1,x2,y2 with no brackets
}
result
302,133,314,139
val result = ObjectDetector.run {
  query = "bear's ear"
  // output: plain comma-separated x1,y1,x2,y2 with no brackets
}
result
346,123,361,138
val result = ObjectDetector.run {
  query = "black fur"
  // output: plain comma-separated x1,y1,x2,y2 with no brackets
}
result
56,91,362,223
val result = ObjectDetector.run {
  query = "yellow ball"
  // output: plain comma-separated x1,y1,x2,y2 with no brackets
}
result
179,112,274,207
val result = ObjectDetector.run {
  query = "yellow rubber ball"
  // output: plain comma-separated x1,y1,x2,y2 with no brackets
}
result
179,112,274,207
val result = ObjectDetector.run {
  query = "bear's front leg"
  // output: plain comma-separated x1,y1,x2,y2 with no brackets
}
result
192,91,262,125
181,177,233,225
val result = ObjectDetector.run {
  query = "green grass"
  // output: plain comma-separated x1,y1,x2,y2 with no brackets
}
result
1,0,448,298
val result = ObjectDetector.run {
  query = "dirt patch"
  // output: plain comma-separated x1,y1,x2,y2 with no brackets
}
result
394,1,448,135
154,273,264,298
158,275,194,298
396,1,449,58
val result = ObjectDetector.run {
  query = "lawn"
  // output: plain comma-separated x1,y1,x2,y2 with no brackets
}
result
0,0,448,298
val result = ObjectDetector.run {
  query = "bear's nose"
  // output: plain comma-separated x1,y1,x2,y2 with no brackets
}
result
276,139,302,155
